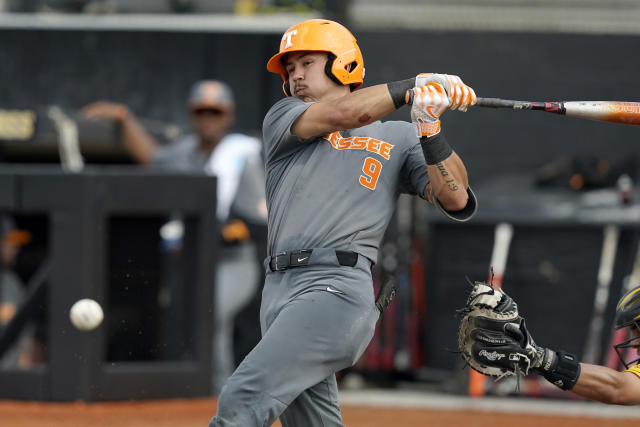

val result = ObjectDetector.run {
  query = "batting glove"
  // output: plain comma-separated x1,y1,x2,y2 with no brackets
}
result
409,82,449,137
415,73,477,111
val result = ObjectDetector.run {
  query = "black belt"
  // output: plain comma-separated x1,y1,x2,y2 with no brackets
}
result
268,249,359,272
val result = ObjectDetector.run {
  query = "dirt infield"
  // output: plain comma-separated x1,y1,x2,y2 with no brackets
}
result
1,398,639,427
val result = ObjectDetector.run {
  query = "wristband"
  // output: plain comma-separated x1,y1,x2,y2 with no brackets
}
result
538,349,581,391
387,78,414,109
420,132,452,165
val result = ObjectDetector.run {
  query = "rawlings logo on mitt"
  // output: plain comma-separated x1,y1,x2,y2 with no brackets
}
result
457,280,541,380
478,349,506,362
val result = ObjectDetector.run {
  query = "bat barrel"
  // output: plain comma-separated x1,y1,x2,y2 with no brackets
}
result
564,101,640,126
476,98,640,125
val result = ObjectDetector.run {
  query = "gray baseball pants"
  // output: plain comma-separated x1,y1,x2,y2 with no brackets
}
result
209,248,378,427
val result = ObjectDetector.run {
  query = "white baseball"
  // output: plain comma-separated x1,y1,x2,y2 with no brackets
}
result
69,299,104,331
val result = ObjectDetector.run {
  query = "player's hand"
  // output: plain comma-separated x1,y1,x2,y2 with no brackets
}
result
410,83,449,122
415,73,477,111
221,219,250,244
409,83,449,137
81,101,129,123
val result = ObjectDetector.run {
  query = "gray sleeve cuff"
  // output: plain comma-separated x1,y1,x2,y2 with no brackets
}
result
434,187,477,222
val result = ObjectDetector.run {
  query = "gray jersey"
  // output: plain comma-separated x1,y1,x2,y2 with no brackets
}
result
152,134,210,172
262,97,431,262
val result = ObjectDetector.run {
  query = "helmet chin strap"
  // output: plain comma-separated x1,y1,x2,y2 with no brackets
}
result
283,80,291,97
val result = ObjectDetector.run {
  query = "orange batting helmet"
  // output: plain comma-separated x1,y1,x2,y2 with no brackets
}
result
266,19,365,95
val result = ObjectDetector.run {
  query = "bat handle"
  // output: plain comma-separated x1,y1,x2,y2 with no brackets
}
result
476,97,566,114
476,97,517,108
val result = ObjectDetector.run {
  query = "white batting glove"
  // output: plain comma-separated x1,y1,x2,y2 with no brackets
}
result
415,73,477,111
410,82,449,137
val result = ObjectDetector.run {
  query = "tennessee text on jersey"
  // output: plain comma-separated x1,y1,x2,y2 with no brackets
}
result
322,131,396,190
322,132,394,160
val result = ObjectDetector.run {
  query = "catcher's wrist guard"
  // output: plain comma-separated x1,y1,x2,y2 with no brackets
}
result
536,349,581,391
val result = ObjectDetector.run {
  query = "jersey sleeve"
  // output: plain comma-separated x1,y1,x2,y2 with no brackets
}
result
151,135,195,171
624,364,640,378
151,142,178,169
397,142,430,198
262,97,313,163
433,187,478,222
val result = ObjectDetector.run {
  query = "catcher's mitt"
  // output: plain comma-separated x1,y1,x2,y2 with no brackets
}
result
457,281,541,380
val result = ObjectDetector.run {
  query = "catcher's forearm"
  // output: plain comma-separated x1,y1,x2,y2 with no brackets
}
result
571,363,640,405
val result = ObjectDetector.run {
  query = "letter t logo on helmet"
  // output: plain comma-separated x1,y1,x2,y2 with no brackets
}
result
282,29,298,49
267,19,365,96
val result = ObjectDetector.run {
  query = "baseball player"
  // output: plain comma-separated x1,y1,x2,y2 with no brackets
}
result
83,81,268,394
471,283,640,404
209,19,477,426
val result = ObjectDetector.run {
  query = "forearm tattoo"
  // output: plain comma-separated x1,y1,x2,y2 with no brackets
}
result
425,183,434,203
435,162,459,191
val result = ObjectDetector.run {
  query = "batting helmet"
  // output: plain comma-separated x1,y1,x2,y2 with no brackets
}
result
615,285,640,330
266,19,364,96
613,284,640,368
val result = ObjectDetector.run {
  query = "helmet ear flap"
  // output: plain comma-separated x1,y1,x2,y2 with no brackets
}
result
324,53,342,87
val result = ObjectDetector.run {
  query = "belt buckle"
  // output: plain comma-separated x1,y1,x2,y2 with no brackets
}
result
274,251,287,271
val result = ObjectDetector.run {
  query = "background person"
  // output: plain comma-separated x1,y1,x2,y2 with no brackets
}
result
82,80,268,394
0,214,34,369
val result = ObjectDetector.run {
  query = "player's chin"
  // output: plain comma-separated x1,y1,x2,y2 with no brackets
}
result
294,89,312,101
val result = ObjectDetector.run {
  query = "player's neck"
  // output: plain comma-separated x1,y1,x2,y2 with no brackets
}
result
320,85,350,102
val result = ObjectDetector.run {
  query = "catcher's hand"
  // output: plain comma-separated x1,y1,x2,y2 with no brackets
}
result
457,281,543,379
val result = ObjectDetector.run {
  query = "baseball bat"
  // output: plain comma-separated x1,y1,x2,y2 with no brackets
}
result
469,222,514,398
583,225,620,365
476,98,640,126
